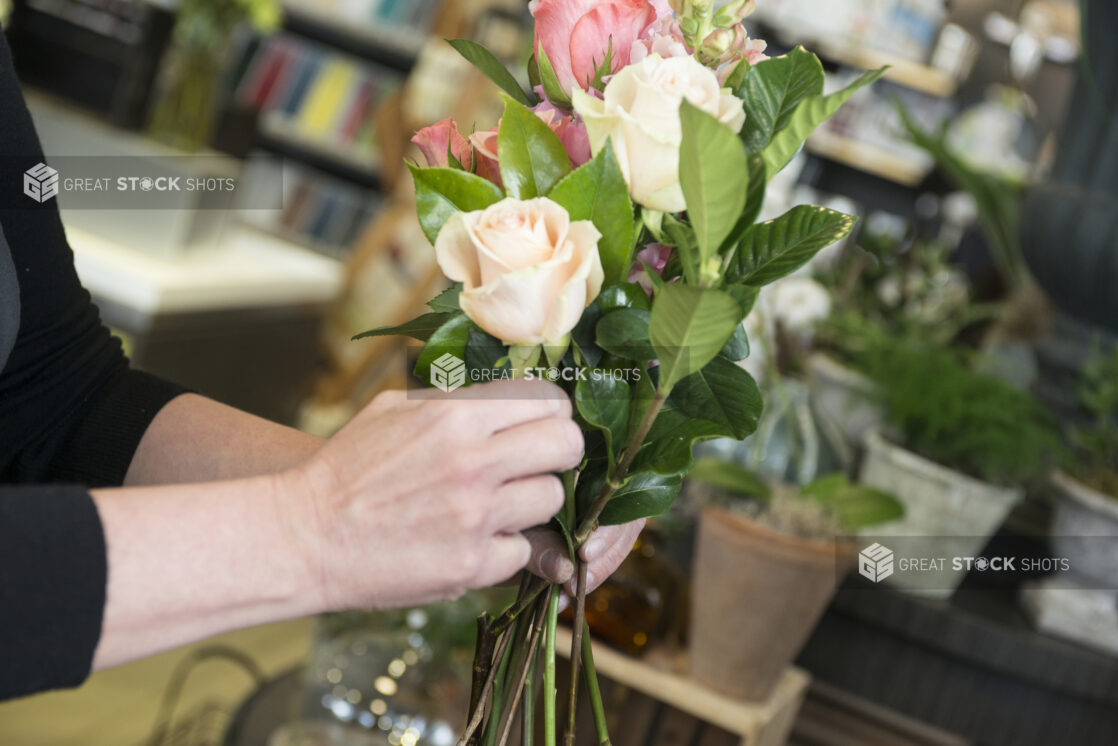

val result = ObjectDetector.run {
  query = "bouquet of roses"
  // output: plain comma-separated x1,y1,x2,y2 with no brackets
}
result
355,0,882,742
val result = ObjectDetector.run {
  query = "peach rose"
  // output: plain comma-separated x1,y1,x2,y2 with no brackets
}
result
435,197,604,345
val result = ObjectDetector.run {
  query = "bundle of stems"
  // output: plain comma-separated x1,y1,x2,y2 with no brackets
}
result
456,394,667,746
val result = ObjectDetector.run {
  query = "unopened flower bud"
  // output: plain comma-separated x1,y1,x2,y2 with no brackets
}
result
698,27,734,64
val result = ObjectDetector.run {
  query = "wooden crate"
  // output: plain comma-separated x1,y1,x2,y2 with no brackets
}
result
552,627,810,746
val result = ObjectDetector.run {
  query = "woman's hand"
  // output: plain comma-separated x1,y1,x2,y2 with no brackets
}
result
285,378,590,612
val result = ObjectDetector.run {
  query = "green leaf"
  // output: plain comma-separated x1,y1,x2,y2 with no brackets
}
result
719,324,750,360
630,411,723,475
575,372,630,465
761,67,886,177
670,356,763,439
596,282,650,312
649,285,742,392
727,205,857,286
737,47,825,152
446,38,533,106
661,214,701,284
679,101,748,262
803,474,904,530
596,308,655,361
801,473,848,502
465,326,507,379
688,458,772,498
598,472,683,525
717,153,768,256
427,284,462,313
497,94,572,198
535,44,572,110
352,312,458,341
723,58,749,93
548,141,636,284
725,284,760,318
413,314,472,383
409,165,505,245
570,302,604,368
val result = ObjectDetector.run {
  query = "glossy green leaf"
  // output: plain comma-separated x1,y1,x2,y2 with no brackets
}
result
548,140,636,284
598,471,683,525
761,67,887,177
688,458,772,498
596,308,655,361
570,302,604,367
446,38,533,106
649,285,742,392
679,101,748,261
737,47,825,152
670,356,763,439
575,372,630,464
597,282,651,312
727,205,857,286
465,326,507,379
352,312,458,341
409,165,505,244
498,95,572,198
413,314,472,383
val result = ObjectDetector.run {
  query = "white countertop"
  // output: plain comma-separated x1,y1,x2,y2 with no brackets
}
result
69,224,346,316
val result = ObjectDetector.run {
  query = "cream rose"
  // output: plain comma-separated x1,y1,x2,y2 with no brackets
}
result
571,53,746,213
435,197,604,346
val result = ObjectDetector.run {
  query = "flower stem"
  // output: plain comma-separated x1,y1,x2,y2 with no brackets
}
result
457,625,514,746
563,562,589,746
581,622,611,746
574,391,667,544
482,617,519,746
497,588,551,746
542,587,561,746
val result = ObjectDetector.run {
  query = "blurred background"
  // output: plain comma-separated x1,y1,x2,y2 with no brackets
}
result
1,0,1116,745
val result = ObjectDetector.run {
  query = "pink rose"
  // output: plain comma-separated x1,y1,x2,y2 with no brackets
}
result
411,118,473,171
630,16,691,65
531,0,658,96
467,128,504,187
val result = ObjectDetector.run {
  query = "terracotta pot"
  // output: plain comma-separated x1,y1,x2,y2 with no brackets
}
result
689,506,851,701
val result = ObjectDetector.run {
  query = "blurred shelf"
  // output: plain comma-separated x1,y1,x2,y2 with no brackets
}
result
814,38,958,98
759,23,959,97
281,0,428,70
258,113,383,189
556,626,810,744
806,128,931,187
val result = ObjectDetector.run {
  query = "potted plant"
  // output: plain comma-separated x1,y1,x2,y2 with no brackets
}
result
852,338,1059,594
686,459,902,700
1050,344,1118,584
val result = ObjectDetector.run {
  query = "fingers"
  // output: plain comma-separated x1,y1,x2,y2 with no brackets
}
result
486,417,584,482
475,534,532,588
523,526,575,585
491,475,566,533
451,379,572,434
566,519,646,595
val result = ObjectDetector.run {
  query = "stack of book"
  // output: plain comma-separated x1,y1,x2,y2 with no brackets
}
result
231,33,404,175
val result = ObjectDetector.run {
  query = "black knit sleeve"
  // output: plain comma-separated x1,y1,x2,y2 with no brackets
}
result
0,34,187,700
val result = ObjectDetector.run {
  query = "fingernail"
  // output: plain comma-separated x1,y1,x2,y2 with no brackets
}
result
585,570,597,590
540,549,574,583
557,594,571,613
583,536,606,561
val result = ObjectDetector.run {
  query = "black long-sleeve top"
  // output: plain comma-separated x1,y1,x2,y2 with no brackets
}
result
0,32,187,699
